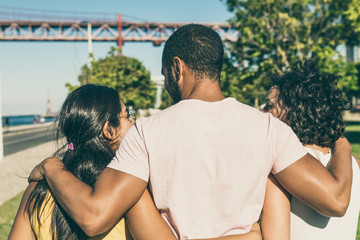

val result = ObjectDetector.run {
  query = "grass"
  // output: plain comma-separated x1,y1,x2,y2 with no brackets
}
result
353,143,360,159
349,124,360,240
0,191,23,238
347,122,360,160
358,214,360,240
1,123,360,239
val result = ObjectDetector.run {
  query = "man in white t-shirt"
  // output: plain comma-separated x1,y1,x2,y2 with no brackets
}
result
29,24,352,239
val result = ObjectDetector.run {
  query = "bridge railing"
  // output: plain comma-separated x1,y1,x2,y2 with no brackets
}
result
0,20,239,44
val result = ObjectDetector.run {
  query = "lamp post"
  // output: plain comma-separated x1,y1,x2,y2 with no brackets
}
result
87,22,93,63
0,70,4,162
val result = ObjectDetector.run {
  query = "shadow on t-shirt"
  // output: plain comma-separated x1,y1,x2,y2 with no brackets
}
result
291,197,330,228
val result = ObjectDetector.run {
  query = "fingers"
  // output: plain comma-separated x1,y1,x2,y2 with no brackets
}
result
250,222,260,232
27,157,64,183
27,158,49,183
28,163,45,183
336,136,350,145
334,137,351,151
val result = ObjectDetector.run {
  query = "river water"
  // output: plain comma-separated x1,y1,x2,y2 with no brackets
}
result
2,115,56,127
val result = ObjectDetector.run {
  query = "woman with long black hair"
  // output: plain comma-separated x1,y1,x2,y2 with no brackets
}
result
9,84,135,239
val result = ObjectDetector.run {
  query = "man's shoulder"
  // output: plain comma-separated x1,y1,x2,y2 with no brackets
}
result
138,103,178,120
231,99,276,124
227,98,266,114
134,104,180,131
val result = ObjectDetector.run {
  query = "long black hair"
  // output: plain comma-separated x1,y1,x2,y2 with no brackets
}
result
271,61,350,148
26,84,122,239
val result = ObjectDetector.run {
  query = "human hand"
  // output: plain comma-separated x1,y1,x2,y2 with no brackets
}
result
333,137,351,152
249,222,261,239
249,222,260,231
28,157,62,183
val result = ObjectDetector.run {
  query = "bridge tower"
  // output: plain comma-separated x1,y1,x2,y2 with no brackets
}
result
46,98,51,115
117,14,123,56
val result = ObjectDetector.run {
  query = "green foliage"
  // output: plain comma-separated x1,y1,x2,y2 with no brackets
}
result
346,122,360,158
342,0,360,46
220,52,273,107
221,0,360,107
358,213,360,240
159,88,173,109
67,47,157,110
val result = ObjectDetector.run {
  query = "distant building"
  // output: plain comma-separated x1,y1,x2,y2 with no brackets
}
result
151,76,164,109
346,45,360,63
46,98,51,115
40,97,57,122
346,44,360,112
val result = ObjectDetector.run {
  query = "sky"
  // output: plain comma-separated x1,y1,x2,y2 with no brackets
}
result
0,0,234,115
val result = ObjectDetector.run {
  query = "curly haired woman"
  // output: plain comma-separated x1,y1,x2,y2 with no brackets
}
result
261,60,360,240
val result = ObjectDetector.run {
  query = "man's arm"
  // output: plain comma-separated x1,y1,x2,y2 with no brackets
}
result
275,137,352,217
31,157,147,237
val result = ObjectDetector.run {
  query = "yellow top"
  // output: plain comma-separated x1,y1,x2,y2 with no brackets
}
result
30,192,129,240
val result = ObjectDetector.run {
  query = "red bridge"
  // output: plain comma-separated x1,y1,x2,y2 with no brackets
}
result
0,15,239,47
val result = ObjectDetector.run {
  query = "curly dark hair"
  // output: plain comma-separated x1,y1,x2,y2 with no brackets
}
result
271,60,350,148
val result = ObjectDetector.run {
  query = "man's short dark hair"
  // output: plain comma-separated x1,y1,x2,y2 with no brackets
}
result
272,60,350,148
162,24,224,81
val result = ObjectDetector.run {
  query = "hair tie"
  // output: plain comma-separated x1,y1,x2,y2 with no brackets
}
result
67,142,74,151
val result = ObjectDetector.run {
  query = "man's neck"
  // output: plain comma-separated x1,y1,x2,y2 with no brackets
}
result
185,79,225,102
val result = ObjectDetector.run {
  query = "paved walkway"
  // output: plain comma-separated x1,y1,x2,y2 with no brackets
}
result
0,140,59,205
2,122,54,136
344,111,360,122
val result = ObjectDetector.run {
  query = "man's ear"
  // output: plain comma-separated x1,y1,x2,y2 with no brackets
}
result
172,57,184,82
102,121,115,141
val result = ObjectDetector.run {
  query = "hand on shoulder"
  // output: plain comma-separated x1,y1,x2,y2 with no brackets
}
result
28,157,63,183
333,137,351,151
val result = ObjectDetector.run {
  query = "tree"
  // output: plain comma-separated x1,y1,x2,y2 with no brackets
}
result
159,88,173,109
66,47,157,110
342,0,360,47
221,0,360,107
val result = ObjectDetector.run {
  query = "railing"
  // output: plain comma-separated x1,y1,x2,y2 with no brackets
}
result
0,19,239,45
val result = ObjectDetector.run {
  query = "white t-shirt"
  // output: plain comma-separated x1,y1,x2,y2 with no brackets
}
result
290,147,360,240
108,98,307,239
